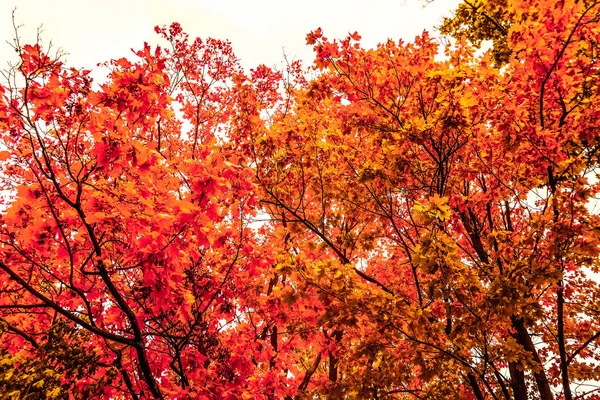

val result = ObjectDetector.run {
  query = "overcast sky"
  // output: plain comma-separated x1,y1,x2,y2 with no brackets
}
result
0,0,459,73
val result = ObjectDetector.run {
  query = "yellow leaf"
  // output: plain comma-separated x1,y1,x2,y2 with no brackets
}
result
47,387,61,399
429,195,451,221
7,391,21,400
459,94,476,108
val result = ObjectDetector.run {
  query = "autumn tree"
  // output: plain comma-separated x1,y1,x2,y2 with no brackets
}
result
0,22,300,399
235,0,600,398
1,0,600,399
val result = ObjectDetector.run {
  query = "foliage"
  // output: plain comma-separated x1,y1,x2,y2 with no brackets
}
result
1,1,600,399
0,321,110,399
439,0,512,65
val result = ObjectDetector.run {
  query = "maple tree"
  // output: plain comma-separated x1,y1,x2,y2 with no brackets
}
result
1,0,600,399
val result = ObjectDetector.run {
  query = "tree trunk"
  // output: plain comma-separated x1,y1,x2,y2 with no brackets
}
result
512,317,554,400
509,361,528,400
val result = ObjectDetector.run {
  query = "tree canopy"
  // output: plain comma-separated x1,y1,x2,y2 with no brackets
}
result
1,0,600,399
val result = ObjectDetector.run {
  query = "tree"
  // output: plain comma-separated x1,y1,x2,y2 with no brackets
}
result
1,0,600,399
235,0,600,398
0,23,284,399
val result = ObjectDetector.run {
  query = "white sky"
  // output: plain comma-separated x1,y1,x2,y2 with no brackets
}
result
0,0,459,73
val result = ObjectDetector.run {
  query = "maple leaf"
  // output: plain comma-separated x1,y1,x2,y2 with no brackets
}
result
306,27,324,45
